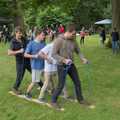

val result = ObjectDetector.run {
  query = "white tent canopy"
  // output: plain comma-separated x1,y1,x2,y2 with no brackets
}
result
95,19,112,25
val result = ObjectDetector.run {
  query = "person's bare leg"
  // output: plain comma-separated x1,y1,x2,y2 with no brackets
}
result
26,82,35,93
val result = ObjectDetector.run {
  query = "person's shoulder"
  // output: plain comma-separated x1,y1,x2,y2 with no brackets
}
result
29,40,35,44
10,38,17,44
55,34,64,41
11,37,16,41
43,41,46,45
49,42,54,46
40,41,46,46
45,43,52,49
27,40,34,47
58,34,64,38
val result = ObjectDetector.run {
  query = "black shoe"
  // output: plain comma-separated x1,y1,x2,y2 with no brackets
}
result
38,98,46,104
25,92,32,99
65,96,76,102
50,102,64,111
12,88,22,95
79,100,95,109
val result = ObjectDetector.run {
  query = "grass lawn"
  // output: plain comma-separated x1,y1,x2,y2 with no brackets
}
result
0,35,120,120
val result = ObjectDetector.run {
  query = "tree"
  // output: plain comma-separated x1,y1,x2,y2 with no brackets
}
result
70,0,111,29
0,0,111,30
112,0,120,36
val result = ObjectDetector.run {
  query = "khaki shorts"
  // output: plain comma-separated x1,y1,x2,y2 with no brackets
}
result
32,69,43,83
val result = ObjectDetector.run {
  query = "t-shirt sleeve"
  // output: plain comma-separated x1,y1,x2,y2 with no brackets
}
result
25,42,32,54
40,44,50,54
9,41,15,50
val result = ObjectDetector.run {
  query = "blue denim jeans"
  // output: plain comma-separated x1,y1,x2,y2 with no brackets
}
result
51,64,84,103
112,41,119,54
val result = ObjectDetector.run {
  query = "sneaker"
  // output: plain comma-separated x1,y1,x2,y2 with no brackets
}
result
64,96,75,100
79,100,91,105
12,88,22,95
38,98,46,104
79,100,95,109
25,92,32,99
50,102,64,111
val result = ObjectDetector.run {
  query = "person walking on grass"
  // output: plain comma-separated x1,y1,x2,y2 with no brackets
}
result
80,27,86,46
50,23,93,110
111,27,119,54
100,27,106,46
8,27,32,94
24,29,46,98
38,32,69,103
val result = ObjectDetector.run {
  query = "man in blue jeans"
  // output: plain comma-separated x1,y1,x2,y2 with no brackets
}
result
51,23,92,110
111,27,119,54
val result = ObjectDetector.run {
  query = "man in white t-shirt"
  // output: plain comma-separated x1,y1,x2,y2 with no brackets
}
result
38,33,68,103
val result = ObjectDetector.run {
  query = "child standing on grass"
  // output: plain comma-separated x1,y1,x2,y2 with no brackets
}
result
24,29,46,98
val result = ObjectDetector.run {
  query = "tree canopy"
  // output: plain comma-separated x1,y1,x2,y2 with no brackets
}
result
0,0,111,29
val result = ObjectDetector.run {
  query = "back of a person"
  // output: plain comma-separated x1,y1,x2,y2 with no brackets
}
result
112,32,119,41
102,30,106,37
44,43,57,72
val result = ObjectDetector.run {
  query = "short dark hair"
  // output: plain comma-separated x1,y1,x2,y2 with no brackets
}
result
15,26,23,33
66,23,76,32
35,28,45,37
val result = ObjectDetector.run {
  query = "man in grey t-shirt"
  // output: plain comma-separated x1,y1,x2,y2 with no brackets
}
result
51,23,92,110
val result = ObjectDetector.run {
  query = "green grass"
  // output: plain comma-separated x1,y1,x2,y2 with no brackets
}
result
0,35,120,120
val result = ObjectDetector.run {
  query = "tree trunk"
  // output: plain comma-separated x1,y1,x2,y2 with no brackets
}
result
12,0,24,29
112,0,120,37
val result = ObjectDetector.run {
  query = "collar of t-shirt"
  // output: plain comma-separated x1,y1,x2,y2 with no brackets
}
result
13,38,22,43
34,39,44,43
34,39,40,43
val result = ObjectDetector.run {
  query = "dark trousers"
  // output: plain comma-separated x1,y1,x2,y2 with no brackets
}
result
80,37,84,45
52,64,84,103
13,62,31,90
13,61,43,90
112,41,119,54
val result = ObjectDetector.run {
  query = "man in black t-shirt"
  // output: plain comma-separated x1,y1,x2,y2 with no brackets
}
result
8,27,43,94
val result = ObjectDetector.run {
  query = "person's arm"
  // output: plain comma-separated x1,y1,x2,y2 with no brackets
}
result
52,38,65,64
24,42,38,59
74,41,88,64
24,52,38,59
39,51,54,64
39,51,48,60
8,49,24,56
38,44,49,60
8,40,24,56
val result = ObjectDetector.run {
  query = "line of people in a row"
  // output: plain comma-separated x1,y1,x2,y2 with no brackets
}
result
8,24,93,110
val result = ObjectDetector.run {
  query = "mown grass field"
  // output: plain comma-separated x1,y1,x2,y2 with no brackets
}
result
0,35,120,120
